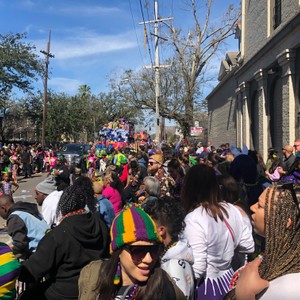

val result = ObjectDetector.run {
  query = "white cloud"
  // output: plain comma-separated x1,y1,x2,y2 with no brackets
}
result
36,30,137,60
54,5,121,15
48,77,82,94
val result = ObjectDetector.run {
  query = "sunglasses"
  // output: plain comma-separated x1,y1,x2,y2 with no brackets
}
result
124,244,163,264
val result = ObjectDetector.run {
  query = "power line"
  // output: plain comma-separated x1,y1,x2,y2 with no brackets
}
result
145,1,155,60
128,0,145,66
139,1,173,142
139,0,154,68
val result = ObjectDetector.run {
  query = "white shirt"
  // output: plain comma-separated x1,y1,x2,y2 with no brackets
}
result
258,273,300,299
42,190,63,227
183,203,254,280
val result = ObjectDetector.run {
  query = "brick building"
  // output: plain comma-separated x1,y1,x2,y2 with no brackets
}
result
206,0,300,161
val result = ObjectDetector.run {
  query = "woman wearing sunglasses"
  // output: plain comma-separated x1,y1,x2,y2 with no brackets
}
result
79,205,186,300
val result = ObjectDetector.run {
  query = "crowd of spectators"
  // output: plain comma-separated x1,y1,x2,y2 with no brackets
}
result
0,136,300,299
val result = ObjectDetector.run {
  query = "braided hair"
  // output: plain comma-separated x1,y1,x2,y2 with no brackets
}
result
259,184,300,281
56,175,96,217
224,184,300,300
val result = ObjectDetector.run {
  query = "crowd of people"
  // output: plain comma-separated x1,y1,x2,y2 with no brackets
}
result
0,136,300,299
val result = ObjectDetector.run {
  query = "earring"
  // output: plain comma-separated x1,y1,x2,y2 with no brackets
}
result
114,261,121,285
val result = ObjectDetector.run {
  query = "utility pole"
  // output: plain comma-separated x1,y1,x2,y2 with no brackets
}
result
140,0,172,143
40,30,54,147
154,1,160,143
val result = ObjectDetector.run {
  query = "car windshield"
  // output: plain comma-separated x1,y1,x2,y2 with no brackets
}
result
61,144,84,152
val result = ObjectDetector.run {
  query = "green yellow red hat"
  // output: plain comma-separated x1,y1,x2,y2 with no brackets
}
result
110,204,162,253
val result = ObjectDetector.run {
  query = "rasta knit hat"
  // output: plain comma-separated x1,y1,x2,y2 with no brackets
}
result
110,205,162,253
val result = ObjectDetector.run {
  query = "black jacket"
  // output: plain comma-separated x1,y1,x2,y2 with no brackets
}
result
7,201,45,258
19,212,109,300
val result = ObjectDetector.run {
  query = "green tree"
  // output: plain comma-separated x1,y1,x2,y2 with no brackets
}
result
46,92,71,143
0,98,19,141
0,33,43,101
20,86,140,143
22,91,71,143
98,91,138,124
21,92,43,140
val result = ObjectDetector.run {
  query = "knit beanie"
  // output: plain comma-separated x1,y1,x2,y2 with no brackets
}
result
35,176,57,195
110,205,162,253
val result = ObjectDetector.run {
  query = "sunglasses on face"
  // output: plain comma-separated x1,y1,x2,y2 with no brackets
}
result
124,244,163,264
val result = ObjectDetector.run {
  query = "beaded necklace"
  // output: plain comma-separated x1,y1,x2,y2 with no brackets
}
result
112,284,139,300
229,254,264,289
127,284,139,299
59,208,87,222
161,240,177,258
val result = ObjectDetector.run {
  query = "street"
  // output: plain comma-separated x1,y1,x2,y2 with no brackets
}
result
0,172,48,243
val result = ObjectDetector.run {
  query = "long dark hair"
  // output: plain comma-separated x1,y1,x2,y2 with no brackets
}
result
97,250,174,300
181,164,228,221
108,172,124,195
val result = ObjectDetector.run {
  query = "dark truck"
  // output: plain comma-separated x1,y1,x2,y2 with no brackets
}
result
56,143,91,168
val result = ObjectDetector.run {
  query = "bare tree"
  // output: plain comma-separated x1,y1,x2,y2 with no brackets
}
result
166,0,240,135
113,0,240,136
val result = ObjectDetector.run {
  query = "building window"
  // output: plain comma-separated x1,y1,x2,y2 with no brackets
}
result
273,0,281,29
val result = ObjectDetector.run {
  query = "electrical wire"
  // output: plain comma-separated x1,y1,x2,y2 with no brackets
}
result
145,1,155,61
139,0,154,68
128,0,146,66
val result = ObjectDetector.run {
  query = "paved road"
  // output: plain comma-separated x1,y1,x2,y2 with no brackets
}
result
0,172,48,243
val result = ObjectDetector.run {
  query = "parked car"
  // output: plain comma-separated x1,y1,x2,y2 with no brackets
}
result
56,143,91,167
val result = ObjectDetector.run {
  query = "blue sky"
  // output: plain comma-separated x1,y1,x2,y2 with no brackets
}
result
0,0,240,97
